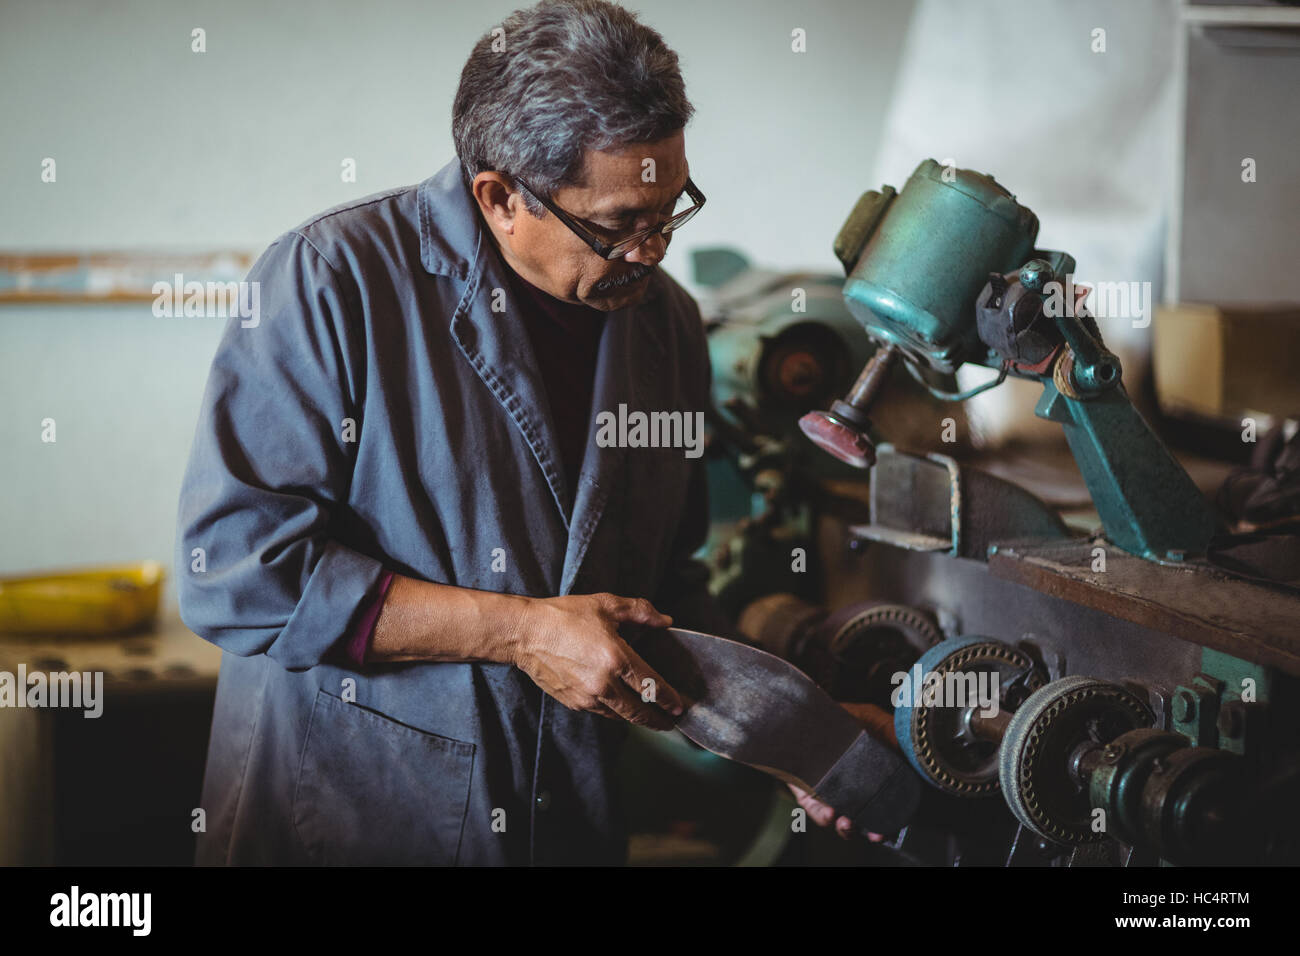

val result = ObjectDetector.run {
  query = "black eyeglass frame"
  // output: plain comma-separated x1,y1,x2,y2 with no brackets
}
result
513,176,706,260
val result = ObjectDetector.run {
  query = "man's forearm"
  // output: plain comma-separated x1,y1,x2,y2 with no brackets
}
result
367,574,530,664
365,576,684,727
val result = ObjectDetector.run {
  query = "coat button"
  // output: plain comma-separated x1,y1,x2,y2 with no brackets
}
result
535,790,552,811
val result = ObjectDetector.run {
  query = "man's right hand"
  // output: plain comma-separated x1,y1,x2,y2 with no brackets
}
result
508,592,686,730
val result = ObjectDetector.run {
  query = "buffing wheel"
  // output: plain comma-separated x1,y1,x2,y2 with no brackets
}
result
820,602,942,705
894,635,1045,796
999,676,1153,846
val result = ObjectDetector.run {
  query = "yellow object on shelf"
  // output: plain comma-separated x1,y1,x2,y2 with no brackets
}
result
0,561,164,636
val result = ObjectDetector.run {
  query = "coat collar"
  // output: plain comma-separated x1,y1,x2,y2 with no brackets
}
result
419,160,670,594
418,159,664,306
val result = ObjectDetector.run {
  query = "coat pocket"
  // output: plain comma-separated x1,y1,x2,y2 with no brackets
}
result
292,688,476,865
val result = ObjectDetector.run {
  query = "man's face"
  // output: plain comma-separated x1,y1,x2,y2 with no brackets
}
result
474,130,689,311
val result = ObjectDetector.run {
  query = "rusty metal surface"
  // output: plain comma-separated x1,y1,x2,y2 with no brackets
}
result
985,539,1300,677
820,521,1206,692
858,447,1071,561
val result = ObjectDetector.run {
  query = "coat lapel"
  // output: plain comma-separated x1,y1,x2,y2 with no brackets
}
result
422,160,670,590
450,228,573,525
559,289,668,595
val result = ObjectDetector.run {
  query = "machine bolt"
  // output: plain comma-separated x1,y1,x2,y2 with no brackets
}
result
1218,701,1245,738
1018,259,1053,292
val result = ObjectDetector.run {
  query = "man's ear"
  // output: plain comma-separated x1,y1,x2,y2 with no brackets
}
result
472,172,522,234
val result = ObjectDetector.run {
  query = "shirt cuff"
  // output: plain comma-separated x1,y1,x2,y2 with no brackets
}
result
345,570,396,668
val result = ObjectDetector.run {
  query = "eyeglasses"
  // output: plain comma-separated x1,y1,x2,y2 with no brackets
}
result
513,176,706,260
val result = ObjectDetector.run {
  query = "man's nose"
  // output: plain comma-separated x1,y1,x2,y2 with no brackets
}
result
624,231,668,267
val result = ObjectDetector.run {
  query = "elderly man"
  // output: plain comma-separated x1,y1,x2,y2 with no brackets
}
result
177,0,851,866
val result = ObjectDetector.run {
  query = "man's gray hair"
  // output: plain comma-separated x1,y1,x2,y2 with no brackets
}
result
452,0,694,216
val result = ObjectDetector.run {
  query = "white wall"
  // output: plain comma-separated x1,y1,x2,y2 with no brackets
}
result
0,0,916,597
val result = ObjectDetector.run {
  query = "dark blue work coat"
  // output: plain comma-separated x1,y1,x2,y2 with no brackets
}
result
175,158,725,865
